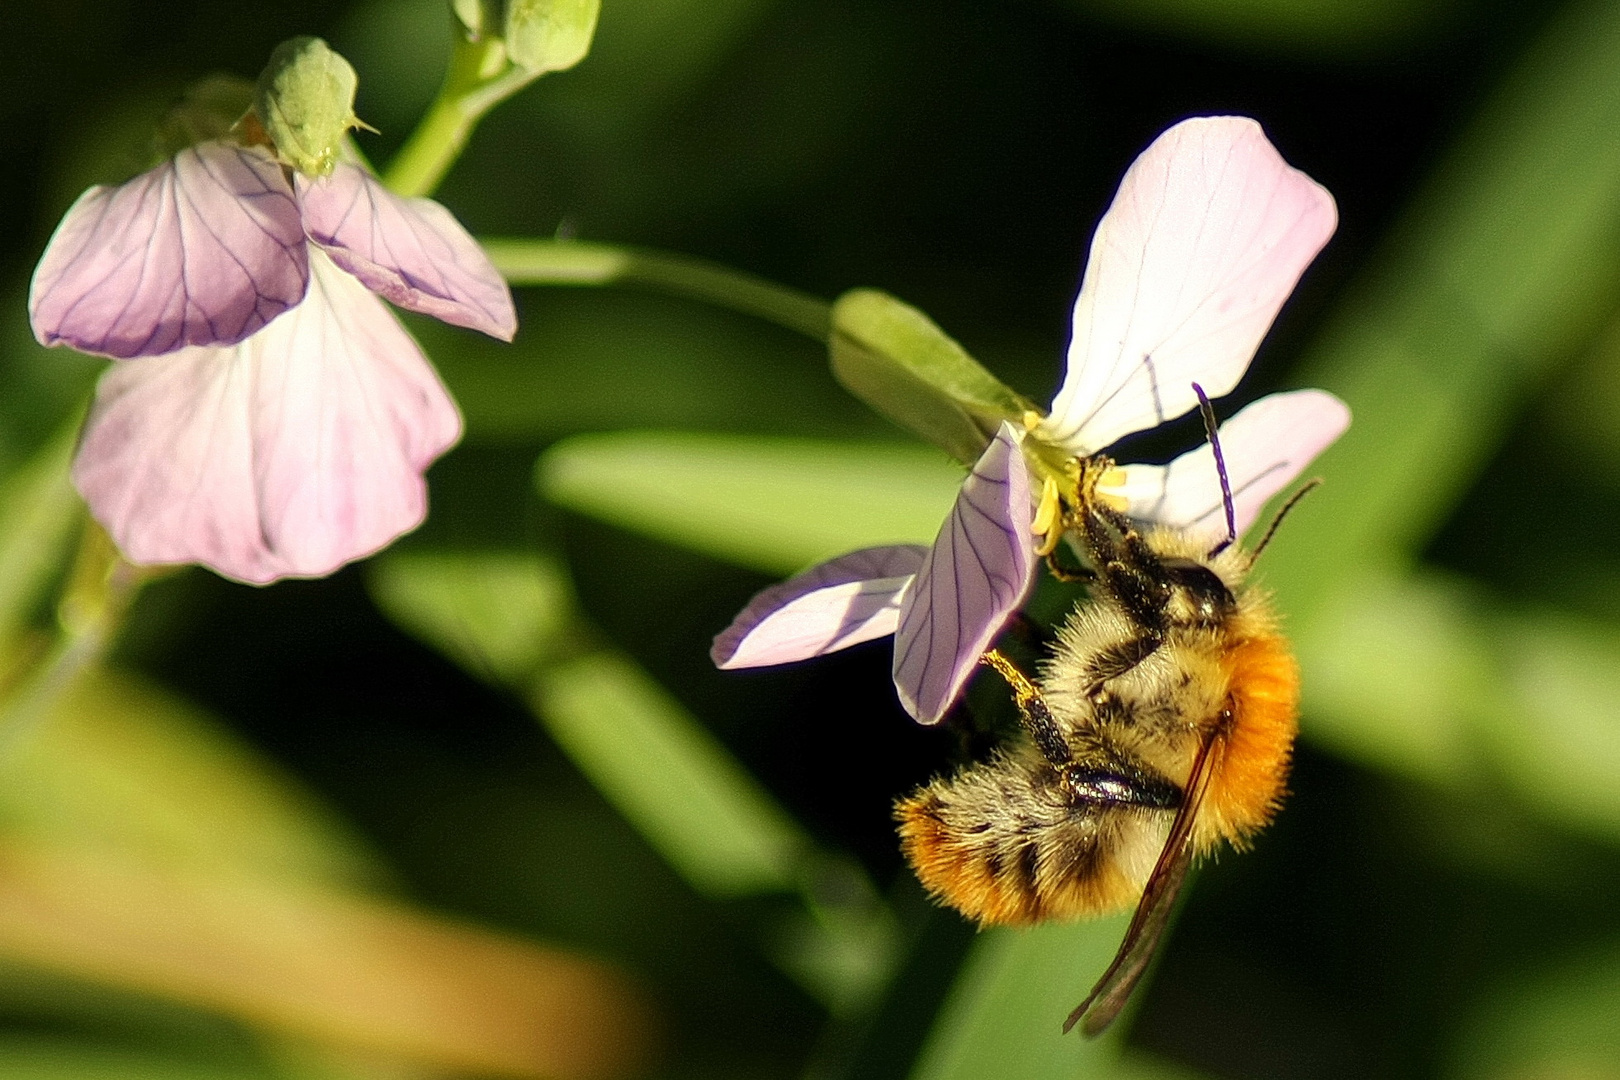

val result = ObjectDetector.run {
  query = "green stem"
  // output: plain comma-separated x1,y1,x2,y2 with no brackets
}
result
482,237,834,342
0,522,147,755
383,33,537,199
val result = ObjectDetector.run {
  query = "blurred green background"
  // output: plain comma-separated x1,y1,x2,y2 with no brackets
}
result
4,0,1620,1078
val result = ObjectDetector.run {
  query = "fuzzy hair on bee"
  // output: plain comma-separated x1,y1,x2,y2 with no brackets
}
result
895,390,1308,1036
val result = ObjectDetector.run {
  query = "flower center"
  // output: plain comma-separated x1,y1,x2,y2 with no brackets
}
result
1025,441,1127,555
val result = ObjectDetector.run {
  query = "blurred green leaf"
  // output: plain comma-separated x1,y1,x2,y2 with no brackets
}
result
830,289,1037,466
0,1039,265,1080
1446,941,1620,1080
535,652,810,897
417,293,863,443
1268,0,1620,630
0,668,384,889
0,414,82,645
368,551,575,685
767,853,901,1015
368,552,901,1011
0,294,100,476
1484,611,1620,843
537,431,962,574
911,917,1131,1080
1534,311,1620,492
1295,570,1497,787
1297,568,1620,841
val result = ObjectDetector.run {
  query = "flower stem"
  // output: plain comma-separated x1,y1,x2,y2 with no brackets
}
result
482,237,834,342
383,32,538,199
0,521,147,756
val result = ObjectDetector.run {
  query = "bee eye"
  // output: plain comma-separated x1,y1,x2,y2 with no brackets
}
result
1158,558,1236,615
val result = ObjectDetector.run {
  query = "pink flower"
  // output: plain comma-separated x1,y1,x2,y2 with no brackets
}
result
29,140,515,583
714,116,1348,723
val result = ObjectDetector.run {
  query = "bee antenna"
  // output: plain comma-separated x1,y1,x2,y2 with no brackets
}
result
1246,479,1323,567
1192,383,1237,558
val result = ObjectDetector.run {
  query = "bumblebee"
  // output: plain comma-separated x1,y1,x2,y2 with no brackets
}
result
896,407,1308,1036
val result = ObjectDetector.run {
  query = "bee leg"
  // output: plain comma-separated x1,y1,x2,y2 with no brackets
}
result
1079,502,1171,637
1080,634,1162,696
980,650,1072,770
1044,548,1096,583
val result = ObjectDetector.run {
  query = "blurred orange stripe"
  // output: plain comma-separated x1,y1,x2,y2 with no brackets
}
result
0,840,659,1079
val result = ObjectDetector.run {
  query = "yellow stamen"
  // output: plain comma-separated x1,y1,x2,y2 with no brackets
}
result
1091,465,1130,512
1032,476,1063,556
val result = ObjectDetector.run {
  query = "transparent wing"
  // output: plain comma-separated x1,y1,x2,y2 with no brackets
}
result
711,546,927,668
1064,731,1221,1037
1111,389,1349,538
1039,116,1337,456
74,251,461,584
298,164,517,341
893,422,1036,725
30,141,308,358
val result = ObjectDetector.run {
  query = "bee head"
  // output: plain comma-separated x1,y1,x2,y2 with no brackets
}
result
1156,556,1237,624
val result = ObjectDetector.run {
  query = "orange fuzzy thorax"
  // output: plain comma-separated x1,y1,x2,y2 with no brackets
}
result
1197,626,1300,852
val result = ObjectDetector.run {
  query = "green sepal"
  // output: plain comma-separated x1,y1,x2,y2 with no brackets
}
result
829,288,1038,466
253,36,360,177
503,0,602,73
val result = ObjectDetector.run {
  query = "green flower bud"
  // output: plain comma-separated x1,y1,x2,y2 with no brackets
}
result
450,0,488,37
253,36,361,177
504,0,601,74
829,289,1038,466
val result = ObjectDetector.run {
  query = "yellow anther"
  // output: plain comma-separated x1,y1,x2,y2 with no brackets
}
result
1032,476,1060,535
1032,476,1063,556
1096,466,1127,489
1094,489,1129,513
1022,409,1045,433
1089,465,1130,512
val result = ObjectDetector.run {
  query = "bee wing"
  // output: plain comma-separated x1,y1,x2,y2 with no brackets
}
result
893,422,1037,725
29,142,309,359
297,164,517,342
1109,389,1349,537
711,545,927,668
1038,117,1336,457
1064,731,1222,1037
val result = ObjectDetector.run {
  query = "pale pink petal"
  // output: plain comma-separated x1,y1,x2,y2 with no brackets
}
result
893,423,1036,725
73,250,462,584
711,546,927,668
297,164,516,341
29,141,307,358
1111,389,1350,539
1039,116,1337,456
